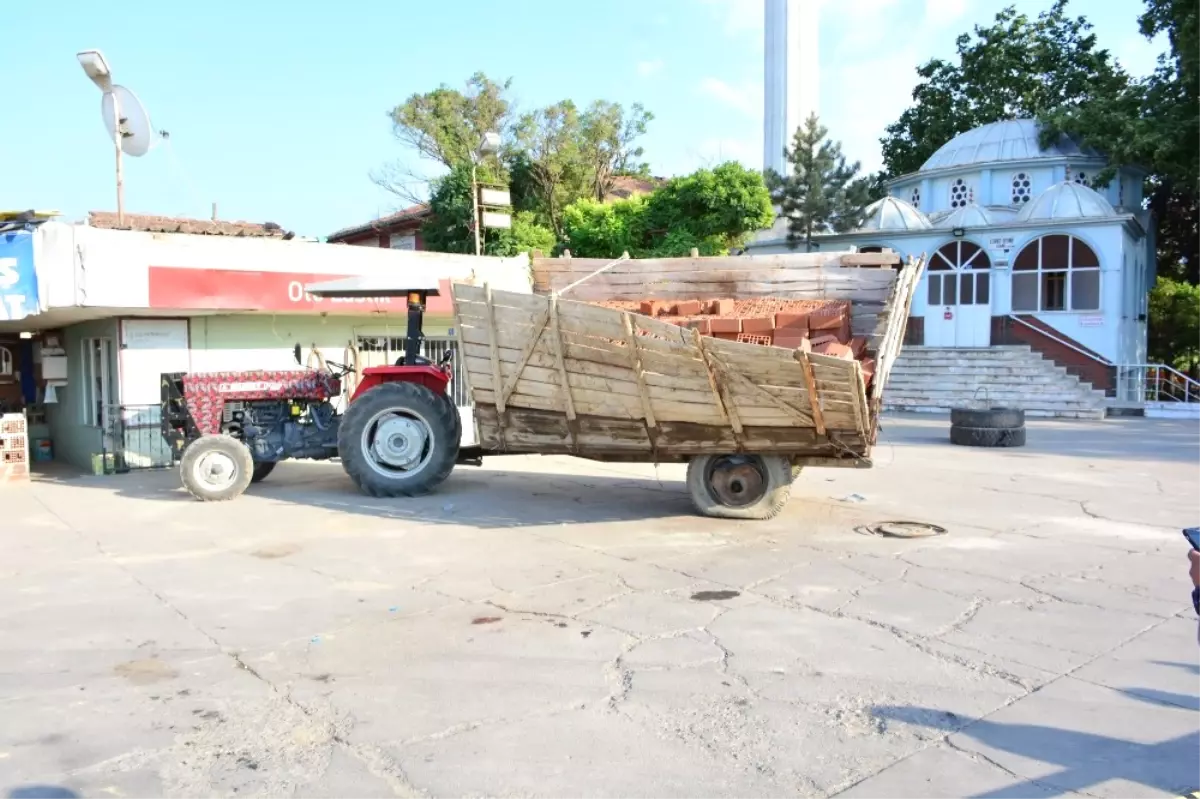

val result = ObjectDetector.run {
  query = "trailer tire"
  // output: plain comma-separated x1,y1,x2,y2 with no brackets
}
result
250,462,276,483
687,454,795,520
339,381,459,498
180,434,255,502
950,407,1025,429
950,425,1027,448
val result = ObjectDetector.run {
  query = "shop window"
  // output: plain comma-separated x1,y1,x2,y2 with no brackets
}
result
80,337,115,428
1011,234,1101,313
0,346,12,379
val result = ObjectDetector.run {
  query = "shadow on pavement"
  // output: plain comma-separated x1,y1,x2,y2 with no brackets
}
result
873,699,1199,798
7,787,80,799
31,459,699,529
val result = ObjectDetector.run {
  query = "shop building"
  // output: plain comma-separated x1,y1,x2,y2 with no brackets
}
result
0,213,530,473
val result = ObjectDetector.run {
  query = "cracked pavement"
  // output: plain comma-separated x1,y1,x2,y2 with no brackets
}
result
1,413,1197,798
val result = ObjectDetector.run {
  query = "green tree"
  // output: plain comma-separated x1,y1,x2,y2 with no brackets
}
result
880,1,1130,178
769,114,872,251
559,162,773,258
509,101,588,236
374,72,513,204
1147,277,1200,373
578,101,654,201
419,164,555,257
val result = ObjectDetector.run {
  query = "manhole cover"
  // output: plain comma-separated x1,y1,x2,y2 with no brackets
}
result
860,521,947,539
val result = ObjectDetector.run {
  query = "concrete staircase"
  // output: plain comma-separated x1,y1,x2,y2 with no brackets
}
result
884,346,1107,420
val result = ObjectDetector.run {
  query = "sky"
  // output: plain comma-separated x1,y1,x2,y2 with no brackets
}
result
0,0,1165,240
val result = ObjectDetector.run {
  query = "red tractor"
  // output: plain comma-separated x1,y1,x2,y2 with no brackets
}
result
161,283,474,501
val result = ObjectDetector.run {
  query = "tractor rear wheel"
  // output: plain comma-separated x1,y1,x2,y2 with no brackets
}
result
180,434,254,501
338,381,459,498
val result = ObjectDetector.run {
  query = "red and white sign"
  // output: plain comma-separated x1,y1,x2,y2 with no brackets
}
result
148,267,454,315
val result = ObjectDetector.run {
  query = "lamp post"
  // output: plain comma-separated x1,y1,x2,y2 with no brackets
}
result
471,131,501,256
76,50,124,227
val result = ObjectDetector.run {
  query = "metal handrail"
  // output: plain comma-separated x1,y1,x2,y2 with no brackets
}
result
1006,314,1113,367
1115,363,1200,404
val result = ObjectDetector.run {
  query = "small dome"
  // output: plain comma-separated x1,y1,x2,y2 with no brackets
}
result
1016,181,1116,223
858,196,930,232
920,118,1100,172
936,203,994,229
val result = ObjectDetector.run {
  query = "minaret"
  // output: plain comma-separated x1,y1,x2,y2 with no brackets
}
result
763,0,819,178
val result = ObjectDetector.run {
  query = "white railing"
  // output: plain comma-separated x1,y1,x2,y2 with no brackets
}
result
1115,364,1200,404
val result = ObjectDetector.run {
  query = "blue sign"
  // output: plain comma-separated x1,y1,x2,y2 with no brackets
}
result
0,230,38,322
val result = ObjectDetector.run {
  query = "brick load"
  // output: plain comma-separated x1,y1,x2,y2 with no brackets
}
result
590,296,874,388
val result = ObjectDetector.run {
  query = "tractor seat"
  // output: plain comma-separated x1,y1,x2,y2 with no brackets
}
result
394,354,434,367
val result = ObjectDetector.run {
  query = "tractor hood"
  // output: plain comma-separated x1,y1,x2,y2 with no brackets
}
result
304,274,442,298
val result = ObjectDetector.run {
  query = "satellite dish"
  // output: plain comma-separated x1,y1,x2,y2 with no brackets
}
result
100,85,153,157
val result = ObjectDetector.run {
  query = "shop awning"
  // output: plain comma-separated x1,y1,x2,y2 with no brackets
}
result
304,273,442,298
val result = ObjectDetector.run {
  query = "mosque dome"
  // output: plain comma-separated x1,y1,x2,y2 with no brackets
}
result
1016,181,1116,223
858,196,930,232
920,118,1101,172
936,203,994,229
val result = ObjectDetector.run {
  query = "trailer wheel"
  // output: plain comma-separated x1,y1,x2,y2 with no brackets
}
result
250,462,277,483
180,434,254,502
339,381,459,498
687,454,794,520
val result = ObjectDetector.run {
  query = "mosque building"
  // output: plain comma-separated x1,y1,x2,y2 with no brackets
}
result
750,2,1157,415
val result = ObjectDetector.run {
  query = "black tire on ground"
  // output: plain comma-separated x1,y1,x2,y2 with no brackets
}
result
250,462,277,483
950,425,1027,448
686,454,795,520
179,434,255,501
442,392,462,446
950,407,1025,429
338,381,459,498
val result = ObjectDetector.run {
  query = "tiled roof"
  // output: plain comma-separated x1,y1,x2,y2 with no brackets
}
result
88,211,290,238
606,175,665,200
326,204,432,243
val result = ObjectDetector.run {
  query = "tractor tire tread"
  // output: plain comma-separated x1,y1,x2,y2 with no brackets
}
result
950,407,1025,429
179,434,255,502
338,381,459,498
949,424,1027,448
250,462,277,483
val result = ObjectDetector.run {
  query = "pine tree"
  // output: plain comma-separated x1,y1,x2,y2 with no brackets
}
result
768,114,872,251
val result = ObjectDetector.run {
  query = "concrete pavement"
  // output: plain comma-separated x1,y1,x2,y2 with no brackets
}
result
1,414,1197,797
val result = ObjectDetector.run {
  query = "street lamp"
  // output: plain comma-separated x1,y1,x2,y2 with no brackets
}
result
76,49,124,226
471,131,501,256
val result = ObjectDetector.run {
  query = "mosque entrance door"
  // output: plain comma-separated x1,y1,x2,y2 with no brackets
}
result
923,241,992,348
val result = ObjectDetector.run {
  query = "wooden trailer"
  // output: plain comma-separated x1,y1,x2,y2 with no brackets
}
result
451,251,924,519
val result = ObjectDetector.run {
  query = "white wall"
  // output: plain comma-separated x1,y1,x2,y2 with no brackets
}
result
33,222,532,310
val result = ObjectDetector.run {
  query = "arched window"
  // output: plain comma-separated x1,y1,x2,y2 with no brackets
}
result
927,241,991,308
909,187,921,209
0,347,12,378
1012,234,1100,313
1011,172,1032,205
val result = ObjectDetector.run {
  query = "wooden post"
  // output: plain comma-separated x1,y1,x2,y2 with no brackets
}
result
694,330,742,446
622,313,656,429
548,294,577,421
796,351,826,436
484,284,505,414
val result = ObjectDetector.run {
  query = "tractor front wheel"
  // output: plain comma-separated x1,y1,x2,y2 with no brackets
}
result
180,434,254,502
338,382,459,498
